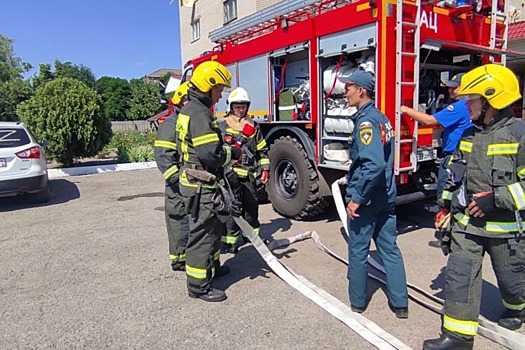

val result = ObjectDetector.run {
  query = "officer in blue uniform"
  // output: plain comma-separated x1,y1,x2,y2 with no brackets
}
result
340,70,409,318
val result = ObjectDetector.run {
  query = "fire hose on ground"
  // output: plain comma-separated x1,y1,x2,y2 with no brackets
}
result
231,177,525,349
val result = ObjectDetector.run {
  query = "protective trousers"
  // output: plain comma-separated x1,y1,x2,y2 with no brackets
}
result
223,178,260,245
437,154,453,201
443,230,525,337
183,189,225,290
165,181,189,264
347,201,408,309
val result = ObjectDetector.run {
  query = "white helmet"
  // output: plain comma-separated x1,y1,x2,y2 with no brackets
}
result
227,87,251,111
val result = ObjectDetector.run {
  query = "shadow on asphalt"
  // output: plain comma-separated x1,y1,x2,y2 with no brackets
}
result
0,178,80,212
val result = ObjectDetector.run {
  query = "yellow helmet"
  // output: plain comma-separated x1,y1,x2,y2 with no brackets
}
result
190,61,232,93
171,81,189,106
456,64,521,110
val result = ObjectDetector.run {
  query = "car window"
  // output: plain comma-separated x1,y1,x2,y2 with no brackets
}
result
0,127,31,148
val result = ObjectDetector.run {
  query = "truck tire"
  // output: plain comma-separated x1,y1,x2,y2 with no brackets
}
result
267,136,326,219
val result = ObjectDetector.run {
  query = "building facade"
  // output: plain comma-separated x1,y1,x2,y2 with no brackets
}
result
178,0,281,65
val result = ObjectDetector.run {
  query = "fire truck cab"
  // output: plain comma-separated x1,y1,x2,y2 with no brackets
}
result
181,0,523,220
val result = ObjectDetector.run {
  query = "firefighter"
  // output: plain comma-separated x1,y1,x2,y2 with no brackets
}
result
154,82,190,271
423,64,525,350
340,70,409,318
175,61,242,302
218,87,270,253
400,73,472,248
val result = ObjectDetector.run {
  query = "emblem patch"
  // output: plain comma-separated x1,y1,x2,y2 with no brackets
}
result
359,127,373,145
446,105,454,111
359,121,373,129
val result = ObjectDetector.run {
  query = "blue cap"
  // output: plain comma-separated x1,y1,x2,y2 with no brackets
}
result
442,72,465,88
338,70,375,92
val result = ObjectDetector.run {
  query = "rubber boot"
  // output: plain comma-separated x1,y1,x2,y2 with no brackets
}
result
188,285,227,302
224,244,238,254
214,261,230,278
422,331,473,350
171,261,185,271
498,308,525,330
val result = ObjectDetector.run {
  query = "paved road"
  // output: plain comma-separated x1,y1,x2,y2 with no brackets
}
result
0,168,522,349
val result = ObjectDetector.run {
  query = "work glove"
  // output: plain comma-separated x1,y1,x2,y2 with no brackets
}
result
468,191,495,217
434,208,449,230
229,199,243,217
231,147,242,161
260,169,269,184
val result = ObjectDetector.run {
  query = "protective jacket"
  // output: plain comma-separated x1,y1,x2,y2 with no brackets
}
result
441,108,525,238
176,88,233,196
346,101,396,205
217,115,269,180
154,106,181,184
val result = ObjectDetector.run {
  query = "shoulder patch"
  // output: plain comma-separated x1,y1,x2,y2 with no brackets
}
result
359,121,373,129
359,127,373,145
446,105,454,112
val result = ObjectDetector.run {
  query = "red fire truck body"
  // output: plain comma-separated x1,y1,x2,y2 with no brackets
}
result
181,0,516,219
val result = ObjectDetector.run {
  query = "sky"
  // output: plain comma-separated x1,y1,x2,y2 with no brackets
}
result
0,0,182,80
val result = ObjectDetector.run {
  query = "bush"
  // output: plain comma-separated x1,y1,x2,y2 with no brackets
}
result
108,131,156,162
17,77,111,166
126,145,154,162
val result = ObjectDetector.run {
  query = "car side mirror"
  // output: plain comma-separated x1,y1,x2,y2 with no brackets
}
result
40,140,49,147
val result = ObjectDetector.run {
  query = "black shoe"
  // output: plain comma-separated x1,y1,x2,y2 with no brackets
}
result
422,331,473,350
351,304,366,313
498,308,525,330
188,287,227,302
243,236,251,244
214,265,230,278
388,302,409,319
428,240,442,248
171,262,185,271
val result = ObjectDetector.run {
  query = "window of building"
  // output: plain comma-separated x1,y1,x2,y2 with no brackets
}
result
191,18,200,42
224,0,237,24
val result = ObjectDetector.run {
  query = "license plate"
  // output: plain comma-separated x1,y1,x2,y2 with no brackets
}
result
0,158,6,167
416,149,437,162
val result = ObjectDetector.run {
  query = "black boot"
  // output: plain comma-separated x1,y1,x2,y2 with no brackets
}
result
213,261,230,278
188,285,227,302
224,244,238,254
422,331,473,350
171,261,185,271
498,308,525,330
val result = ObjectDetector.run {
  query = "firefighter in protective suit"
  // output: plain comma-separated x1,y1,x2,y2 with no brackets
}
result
175,61,242,302
218,87,270,253
423,64,525,350
154,82,190,271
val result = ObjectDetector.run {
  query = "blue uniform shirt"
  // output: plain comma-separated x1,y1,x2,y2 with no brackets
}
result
433,100,471,153
346,101,396,205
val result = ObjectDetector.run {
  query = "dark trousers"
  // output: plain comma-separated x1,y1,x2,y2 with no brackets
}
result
165,181,189,263
183,190,225,289
443,230,525,336
347,201,408,309
223,179,260,244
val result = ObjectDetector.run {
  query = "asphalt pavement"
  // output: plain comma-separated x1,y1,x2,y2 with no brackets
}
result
0,168,522,349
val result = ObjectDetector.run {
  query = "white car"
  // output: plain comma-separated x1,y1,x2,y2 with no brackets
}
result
0,121,50,202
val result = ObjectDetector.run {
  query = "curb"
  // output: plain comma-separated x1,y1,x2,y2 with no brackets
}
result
48,161,157,179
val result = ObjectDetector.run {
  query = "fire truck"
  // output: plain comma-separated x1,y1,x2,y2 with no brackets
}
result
181,0,521,220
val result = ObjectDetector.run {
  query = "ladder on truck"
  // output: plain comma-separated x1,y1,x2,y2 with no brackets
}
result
489,0,509,65
394,0,421,175
209,0,353,44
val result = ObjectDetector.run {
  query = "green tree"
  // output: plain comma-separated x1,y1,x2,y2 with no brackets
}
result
0,79,33,121
0,34,31,82
127,78,163,120
32,63,54,90
54,60,96,88
17,77,111,166
96,76,131,121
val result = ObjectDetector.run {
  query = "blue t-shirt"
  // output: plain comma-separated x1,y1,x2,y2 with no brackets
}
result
434,100,471,153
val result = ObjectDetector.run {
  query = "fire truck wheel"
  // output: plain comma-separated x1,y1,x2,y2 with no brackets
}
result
267,136,326,220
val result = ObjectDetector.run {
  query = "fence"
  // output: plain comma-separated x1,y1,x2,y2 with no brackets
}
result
111,121,152,134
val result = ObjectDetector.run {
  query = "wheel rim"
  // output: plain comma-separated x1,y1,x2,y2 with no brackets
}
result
275,158,298,200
